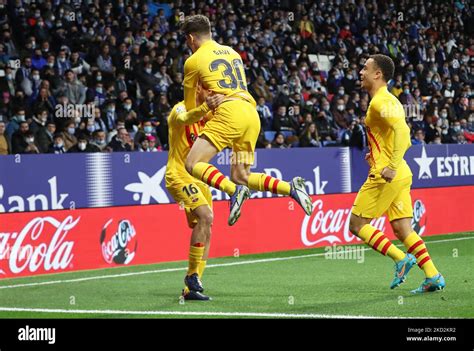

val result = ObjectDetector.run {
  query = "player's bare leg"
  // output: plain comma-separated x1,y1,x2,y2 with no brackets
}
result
185,137,250,226
391,217,445,293
183,204,213,301
231,161,313,216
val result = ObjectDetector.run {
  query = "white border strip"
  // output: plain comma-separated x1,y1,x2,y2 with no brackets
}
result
0,235,472,290
0,307,443,319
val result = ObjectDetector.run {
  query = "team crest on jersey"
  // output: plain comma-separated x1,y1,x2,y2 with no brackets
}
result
176,105,186,114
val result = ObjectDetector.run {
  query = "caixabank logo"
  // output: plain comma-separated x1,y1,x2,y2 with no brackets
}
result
100,219,138,265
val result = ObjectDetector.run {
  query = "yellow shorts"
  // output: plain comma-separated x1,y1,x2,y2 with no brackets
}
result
200,99,260,165
166,175,213,228
351,176,413,221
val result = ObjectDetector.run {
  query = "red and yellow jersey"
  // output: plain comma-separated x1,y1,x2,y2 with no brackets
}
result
365,86,412,183
165,101,206,188
183,39,256,111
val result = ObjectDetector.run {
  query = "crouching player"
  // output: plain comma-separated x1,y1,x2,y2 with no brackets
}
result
165,85,224,301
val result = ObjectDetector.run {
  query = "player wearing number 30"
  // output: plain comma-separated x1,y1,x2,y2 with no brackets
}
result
182,15,313,226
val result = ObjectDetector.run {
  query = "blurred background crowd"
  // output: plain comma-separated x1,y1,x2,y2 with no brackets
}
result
0,0,472,155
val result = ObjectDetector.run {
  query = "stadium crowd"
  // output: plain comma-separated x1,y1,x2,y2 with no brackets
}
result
0,0,472,155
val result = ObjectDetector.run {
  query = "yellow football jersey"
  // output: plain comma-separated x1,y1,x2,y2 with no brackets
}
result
165,101,206,187
365,86,412,183
183,39,256,111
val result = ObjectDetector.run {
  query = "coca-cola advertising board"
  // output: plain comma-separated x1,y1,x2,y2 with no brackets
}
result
0,185,473,278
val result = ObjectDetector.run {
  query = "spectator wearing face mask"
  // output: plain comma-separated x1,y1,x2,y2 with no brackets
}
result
83,118,98,138
399,84,415,106
68,134,100,153
0,121,11,155
332,98,350,130
60,120,78,150
55,49,72,76
134,120,157,144
90,130,109,152
103,100,118,132
86,82,106,106
6,107,27,138
20,131,40,154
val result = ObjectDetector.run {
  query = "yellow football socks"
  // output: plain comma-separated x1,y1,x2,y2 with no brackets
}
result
359,224,406,262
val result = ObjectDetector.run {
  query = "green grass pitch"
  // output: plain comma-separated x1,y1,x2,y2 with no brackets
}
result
0,232,472,319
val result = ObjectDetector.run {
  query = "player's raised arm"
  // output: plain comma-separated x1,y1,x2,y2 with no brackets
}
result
183,56,199,111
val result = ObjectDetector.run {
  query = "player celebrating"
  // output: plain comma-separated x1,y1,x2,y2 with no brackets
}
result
166,84,224,301
349,54,445,293
181,15,313,226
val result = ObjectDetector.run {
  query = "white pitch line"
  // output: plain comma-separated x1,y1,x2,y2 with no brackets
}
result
0,235,472,290
0,307,442,319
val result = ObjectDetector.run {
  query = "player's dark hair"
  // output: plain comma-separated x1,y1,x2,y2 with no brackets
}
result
181,15,211,36
370,54,395,82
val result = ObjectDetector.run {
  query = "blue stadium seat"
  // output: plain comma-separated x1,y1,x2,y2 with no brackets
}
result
264,131,276,141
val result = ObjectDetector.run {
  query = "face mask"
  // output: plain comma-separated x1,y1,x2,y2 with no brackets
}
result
323,105,330,111
404,89,410,94
78,142,86,150
144,126,153,133
337,105,345,111
96,87,103,94
26,137,34,143
87,125,95,132
6,73,12,80
347,74,353,80
441,112,448,118
124,104,132,110
74,117,81,124
68,127,75,135
267,51,273,57
96,75,102,81
56,142,64,148
59,58,66,63
253,62,258,68
453,126,461,132
95,139,106,145
16,115,26,122
145,68,152,74
426,78,432,83
108,106,115,112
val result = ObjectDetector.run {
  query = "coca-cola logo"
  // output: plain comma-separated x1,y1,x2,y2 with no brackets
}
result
0,216,77,275
100,219,138,265
301,199,386,247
